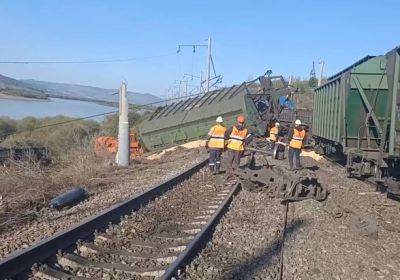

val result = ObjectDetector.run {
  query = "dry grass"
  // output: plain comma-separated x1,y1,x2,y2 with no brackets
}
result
0,146,111,231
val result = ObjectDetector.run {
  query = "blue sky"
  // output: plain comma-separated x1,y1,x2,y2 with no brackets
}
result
0,0,399,98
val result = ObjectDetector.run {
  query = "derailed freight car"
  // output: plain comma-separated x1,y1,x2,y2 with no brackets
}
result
313,46,400,194
138,73,312,151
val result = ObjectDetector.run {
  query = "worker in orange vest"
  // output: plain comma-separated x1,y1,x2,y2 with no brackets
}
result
206,116,227,174
225,115,252,173
267,122,280,148
288,119,306,170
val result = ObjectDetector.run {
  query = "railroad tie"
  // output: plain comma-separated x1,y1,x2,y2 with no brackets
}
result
57,253,166,277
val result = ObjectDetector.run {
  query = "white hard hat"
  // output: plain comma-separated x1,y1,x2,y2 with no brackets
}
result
295,119,302,125
275,122,280,126
216,116,223,123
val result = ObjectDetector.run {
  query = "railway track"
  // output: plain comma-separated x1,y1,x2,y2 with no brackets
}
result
0,158,240,280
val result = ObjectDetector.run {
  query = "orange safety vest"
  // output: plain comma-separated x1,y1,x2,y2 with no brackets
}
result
208,124,227,149
289,128,306,149
268,126,279,142
227,126,248,151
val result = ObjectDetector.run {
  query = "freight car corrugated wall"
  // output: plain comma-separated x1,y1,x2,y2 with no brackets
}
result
138,82,263,151
313,53,398,154
385,47,400,156
137,74,306,151
313,76,343,143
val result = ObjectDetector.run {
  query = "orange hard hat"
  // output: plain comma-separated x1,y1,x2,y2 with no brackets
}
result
237,115,246,123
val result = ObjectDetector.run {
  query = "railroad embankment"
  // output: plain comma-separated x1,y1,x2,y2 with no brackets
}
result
0,147,206,259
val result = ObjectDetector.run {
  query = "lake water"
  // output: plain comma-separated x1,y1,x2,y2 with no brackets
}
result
0,98,116,121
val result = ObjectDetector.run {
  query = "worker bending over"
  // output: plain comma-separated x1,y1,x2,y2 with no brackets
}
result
288,119,306,170
225,115,252,173
206,116,227,174
267,122,280,148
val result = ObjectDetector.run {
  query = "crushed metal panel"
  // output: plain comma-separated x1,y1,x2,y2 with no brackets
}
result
139,88,248,150
138,73,296,151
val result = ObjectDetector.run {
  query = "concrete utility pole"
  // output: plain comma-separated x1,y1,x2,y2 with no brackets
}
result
117,82,130,166
205,36,212,93
318,61,325,86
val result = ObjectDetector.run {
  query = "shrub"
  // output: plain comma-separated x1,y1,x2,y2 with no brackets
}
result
99,111,143,137
1,116,100,159
0,117,17,140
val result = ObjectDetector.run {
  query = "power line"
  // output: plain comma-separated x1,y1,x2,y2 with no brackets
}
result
0,53,176,64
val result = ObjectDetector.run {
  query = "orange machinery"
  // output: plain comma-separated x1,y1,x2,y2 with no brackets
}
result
94,129,144,158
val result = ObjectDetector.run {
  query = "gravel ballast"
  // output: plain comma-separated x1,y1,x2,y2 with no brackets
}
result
183,155,400,280
0,148,205,259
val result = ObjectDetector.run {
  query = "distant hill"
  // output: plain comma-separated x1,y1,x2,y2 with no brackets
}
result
0,74,47,99
0,73,163,106
21,79,163,106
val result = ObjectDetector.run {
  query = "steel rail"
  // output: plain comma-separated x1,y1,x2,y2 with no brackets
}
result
0,158,208,279
161,181,241,280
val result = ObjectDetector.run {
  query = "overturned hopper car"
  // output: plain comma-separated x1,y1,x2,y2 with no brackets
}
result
138,73,312,151
313,46,400,194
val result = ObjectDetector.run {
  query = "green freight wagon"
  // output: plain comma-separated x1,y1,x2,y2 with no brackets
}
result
313,46,400,193
138,74,308,151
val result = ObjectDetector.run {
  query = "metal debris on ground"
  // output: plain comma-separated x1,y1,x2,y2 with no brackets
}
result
49,187,88,210
233,165,327,203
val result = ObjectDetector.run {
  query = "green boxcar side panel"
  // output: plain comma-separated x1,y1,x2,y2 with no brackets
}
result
316,92,320,135
329,84,334,139
335,80,339,141
313,91,318,134
244,97,264,132
320,88,324,136
315,80,342,142
319,90,322,135
323,84,328,137
317,93,320,134
316,91,320,135
346,56,388,147
325,85,329,138
345,89,365,138
315,55,396,151
345,88,389,138
138,84,264,150
341,74,348,146
331,83,334,139
386,47,400,156
326,85,330,137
